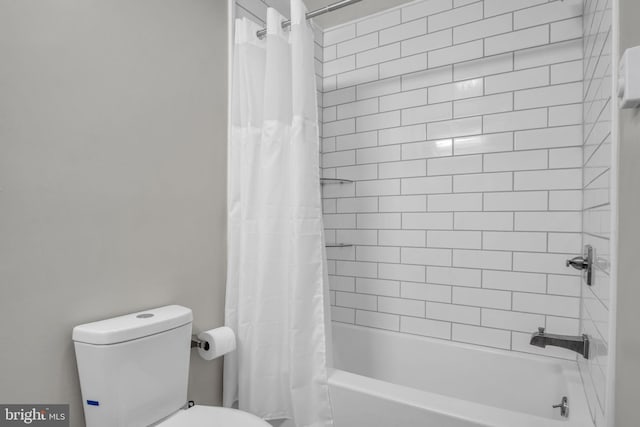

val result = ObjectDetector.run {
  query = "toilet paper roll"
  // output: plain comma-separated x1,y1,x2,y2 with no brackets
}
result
197,327,236,361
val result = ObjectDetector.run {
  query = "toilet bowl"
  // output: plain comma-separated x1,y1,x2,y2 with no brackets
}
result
72,305,269,427
158,405,270,426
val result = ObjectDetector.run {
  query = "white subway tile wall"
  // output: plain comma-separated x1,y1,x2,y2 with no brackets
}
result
580,0,612,425
321,0,584,359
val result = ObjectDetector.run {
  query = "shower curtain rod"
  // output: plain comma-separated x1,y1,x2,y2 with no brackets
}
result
256,0,363,39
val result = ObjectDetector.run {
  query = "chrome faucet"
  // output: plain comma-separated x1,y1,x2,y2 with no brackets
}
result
530,327,590,359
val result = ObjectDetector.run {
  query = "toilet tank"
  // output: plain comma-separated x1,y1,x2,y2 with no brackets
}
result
72,305,193,427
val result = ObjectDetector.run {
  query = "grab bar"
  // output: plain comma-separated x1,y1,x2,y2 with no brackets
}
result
321,178,354,184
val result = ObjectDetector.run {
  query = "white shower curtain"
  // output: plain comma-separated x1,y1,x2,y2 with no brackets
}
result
223,1,333,426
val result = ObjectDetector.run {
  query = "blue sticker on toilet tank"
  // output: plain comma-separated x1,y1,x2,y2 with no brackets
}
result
87,400,99,406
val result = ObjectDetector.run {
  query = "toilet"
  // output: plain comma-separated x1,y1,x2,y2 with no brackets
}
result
72,305,270,427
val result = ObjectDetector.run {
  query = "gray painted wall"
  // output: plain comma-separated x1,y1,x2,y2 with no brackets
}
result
616,1,640,425
0,1,228,426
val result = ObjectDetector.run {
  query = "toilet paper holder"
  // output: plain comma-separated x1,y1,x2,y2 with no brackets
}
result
190,336,210,351
190,327,236,360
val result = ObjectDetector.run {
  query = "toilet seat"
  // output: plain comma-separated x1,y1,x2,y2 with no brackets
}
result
158,405,271,427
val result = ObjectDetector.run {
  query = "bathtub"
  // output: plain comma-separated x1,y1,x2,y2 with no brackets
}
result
328,323,592,427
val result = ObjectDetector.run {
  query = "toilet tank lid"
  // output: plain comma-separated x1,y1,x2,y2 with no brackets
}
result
72,305,193,345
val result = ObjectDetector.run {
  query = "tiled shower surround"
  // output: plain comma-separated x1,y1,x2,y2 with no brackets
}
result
580,0,612,425
320,0,586,358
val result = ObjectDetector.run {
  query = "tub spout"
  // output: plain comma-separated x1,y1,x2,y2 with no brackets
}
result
529,327,589,359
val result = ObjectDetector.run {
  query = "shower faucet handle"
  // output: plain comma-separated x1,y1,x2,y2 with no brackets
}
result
566,256,588,269
552,396,569,418
565,244,594,286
